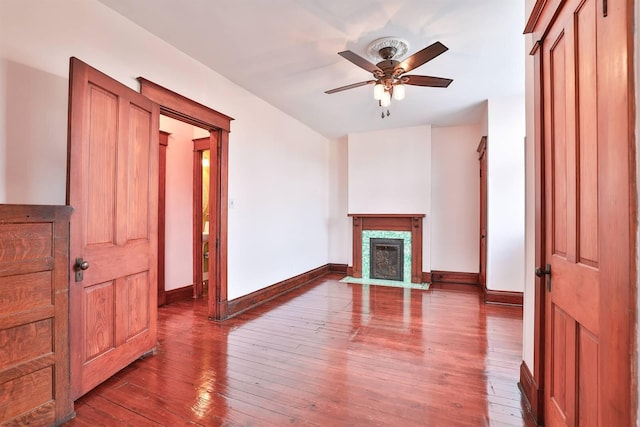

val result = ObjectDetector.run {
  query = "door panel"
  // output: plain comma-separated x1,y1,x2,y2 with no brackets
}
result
86,85,117,245
126,105,152,241
84,281,115,361
550,31,567,259
576,0,599,268
550,306,570,417
577,326,598,427
68,58,159,399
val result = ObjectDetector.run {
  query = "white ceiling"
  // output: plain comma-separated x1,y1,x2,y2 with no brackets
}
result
97,0,525,138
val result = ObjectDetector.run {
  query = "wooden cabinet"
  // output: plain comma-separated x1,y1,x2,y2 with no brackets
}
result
0,205,74,426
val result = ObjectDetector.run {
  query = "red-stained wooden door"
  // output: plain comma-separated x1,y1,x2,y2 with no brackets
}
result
540,0,632,425
67,58,159,399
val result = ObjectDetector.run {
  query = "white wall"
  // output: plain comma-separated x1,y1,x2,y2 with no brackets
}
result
0,0,330,300
160,116,195,292
431,125,482,273
486,95,526,293
0,58,68,204
227,111,329,299
347,125,432,271
328,136,350,264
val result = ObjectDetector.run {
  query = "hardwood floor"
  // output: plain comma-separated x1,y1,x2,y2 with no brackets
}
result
64,273,525,426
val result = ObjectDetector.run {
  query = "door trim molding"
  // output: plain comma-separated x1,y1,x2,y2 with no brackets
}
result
138,78,234,321
157,131,170,306
524,20,547,423
477,136,487,295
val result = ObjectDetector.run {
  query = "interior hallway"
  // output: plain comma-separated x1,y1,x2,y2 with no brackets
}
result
64,274,525,426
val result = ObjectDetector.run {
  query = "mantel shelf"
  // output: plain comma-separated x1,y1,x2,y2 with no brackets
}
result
348,213,425,218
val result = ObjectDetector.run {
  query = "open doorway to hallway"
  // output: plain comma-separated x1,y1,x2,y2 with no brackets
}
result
158,115,211,305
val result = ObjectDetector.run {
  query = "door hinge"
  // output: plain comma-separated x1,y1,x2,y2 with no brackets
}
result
603,0,607,17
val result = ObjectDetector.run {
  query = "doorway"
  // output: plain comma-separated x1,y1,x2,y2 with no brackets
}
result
139,77,233,321
157,116,211,304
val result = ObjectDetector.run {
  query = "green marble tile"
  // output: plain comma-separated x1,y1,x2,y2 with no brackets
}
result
362,230,412,283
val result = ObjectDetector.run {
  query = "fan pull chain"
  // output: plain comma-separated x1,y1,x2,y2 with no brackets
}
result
380,109,391,119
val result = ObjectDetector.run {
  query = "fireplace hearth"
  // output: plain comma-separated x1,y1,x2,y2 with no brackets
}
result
370,238,404,281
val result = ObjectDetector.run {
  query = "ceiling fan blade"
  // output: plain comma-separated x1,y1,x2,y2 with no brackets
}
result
404,75,453,88
398,42,449,73
338,51,382,74
325,80,376,94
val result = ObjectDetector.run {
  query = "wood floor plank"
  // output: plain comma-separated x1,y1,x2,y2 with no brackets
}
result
64,274,525,426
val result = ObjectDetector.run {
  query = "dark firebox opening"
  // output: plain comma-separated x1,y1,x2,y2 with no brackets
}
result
370,238,404,281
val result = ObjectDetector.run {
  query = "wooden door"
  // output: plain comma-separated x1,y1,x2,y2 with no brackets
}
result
67,58,159,399
477,136,487,293
193,137,212,299
539,0,632,425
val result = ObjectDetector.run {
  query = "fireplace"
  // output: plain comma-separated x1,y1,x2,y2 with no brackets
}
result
370,238,404,281
348,214,425,284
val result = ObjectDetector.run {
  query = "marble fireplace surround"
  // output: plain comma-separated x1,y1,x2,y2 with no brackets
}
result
348,214,425,284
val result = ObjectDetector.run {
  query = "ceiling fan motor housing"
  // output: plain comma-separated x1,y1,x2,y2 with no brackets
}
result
378,46,397,60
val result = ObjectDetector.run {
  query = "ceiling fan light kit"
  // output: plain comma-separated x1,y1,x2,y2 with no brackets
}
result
393,83,405,101
325,36,453,118
373,83,385,100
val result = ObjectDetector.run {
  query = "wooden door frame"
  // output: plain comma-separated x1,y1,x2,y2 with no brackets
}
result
527,38,547,424
138,78,233,321
522,11,559,425
158,131,170,306
476,136,487,296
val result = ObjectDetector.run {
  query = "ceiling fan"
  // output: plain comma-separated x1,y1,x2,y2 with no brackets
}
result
325,38,453,117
